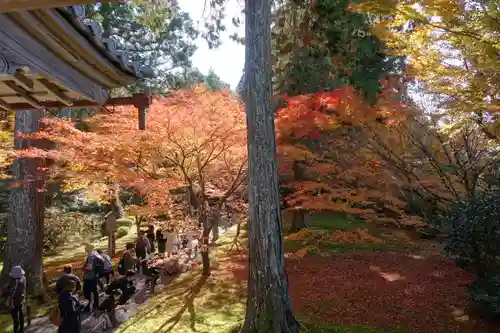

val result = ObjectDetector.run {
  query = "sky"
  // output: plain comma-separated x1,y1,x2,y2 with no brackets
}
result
178,0,245,89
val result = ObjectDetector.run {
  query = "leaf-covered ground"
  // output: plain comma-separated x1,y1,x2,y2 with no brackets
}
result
287,252,494,333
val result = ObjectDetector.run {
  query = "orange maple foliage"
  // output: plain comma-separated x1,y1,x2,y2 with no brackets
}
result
38,85,247,221
276,84,415,226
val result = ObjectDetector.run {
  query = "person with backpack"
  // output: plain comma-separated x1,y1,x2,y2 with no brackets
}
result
3,266,26,333
57,279,87,333
55,265,81,295
117,243,136,276
97,250,114,285
82,244,103,312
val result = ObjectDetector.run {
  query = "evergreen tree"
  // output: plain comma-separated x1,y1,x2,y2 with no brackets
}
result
204,68,231,91
85,1,198,93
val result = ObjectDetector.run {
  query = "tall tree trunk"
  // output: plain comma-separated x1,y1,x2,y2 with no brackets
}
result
200,203,211,277
1,110,46,299
240,0,300,332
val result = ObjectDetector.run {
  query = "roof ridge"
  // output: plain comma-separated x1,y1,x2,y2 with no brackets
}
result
57,5,154,79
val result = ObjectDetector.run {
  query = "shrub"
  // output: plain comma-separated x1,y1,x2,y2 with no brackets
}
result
444,193,500,278
445,193,500,318
44,208,97,253
116,226,130,239
469,275,500,317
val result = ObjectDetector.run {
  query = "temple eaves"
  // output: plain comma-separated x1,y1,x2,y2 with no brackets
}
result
0,4,154,111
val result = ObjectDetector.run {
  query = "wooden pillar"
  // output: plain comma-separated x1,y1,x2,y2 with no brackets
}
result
136,87,151,131
138,108,146,131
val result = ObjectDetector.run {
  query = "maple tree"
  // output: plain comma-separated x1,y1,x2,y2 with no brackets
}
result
275,82,416,228
37,85,247,275
276,73,499,229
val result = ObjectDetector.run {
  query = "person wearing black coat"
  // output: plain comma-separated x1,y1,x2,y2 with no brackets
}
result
58,279,87,333
106,270,136,305
4,266,26,333
147,224,156,253
156,229,167,255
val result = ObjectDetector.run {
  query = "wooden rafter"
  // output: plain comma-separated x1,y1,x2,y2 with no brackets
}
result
38,78,72,106
0,98,10,111
12,70,34,91
3,80,43,109
0,1,123,13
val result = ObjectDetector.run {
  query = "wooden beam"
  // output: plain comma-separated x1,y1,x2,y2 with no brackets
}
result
0,1,122,13
4,80,43,109
0,98,10,111
37,78,72,106
8,94,149,110
12,70,34,91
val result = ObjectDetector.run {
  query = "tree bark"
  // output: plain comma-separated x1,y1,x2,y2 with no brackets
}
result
290,209,306,233
240,0,300,332
1,110,46,298
200,207,211,277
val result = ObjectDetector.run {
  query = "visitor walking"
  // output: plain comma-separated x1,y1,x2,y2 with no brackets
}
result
146,224,156,253
55,265,81,295
165,227,179,257
58,279,87,333
4,265,26,333
117,243,136,275
82,244,102,312
97,250,114,285
135,231,151,261
157,228,167,256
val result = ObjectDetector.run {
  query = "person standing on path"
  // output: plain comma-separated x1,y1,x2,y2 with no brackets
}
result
58,279,87,333
55,265,81,295
146,224,156,253
157,228,167,256
165,227,179,257
82,244,102,312
97,250,114,285
4,265,26,333
135,231,151,261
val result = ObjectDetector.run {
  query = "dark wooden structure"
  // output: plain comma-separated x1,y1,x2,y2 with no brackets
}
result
0,0,121,14
0,5,153,111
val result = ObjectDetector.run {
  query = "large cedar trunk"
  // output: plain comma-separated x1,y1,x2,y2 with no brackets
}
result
240,1,300,332
1,110,46,298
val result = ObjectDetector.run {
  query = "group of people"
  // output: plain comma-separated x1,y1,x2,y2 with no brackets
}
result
54,243,139,333
1,224,201,333
134,224,200,261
